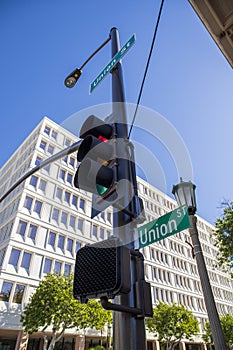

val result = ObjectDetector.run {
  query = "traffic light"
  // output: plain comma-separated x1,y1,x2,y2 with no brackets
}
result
73,237,131,302
74,114,120,217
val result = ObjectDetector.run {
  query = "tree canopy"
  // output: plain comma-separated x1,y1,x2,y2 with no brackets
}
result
21,274,112,350
214,201,233,274
146,302,199,350
203,314,233,350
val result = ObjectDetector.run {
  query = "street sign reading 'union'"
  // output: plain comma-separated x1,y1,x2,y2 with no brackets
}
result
138,205,190,248
90,34,136,93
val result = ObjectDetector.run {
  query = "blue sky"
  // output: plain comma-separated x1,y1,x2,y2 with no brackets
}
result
1,0,233,224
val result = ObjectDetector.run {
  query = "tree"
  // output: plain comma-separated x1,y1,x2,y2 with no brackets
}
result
146,302,199,350
214,201,233,274
21,274,112,350
203,314,233,350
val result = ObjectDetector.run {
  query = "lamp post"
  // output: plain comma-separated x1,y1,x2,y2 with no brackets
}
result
172,179,227,350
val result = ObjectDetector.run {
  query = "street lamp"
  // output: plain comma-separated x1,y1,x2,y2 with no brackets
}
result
172,178,227,350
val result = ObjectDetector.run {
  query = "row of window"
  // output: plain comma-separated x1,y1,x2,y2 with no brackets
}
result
0,281,25,304
62,155,76,169
30,175,47,192
43,125,74,150
51,207,85,230
0,220,14,242
44,125,58,140
55,186,86,210
24,196,42,215
43,257,72,276
8,247,75,275
39,139,55,155
9,248,32,270
150,249,169,265
47,231,81,255
1,129,39,181
0,198,20,224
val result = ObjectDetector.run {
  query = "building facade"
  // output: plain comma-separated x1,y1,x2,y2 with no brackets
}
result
0,117,232,350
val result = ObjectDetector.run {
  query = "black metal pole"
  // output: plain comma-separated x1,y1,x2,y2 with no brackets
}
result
189,215,227,350
110,27,147,350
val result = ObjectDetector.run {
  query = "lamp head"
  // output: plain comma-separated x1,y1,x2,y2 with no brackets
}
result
64,68,82,88
172,178,197,215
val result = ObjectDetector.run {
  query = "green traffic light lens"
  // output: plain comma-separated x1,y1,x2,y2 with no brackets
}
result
96,184,108,195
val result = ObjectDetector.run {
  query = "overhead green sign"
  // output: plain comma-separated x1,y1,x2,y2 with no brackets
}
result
90,34,136,93
138,205,190,248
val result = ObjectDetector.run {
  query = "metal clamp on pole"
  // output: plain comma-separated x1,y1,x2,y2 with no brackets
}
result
100,296,142,316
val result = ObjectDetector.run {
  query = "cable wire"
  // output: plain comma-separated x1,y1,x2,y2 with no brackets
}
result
128,0,165,139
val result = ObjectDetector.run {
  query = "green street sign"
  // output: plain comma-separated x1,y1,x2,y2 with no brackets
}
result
138,205,190,248
90,34,136,94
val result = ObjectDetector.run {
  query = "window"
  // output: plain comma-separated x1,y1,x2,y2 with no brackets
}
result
61,212,68,225
9,248,20,266
69,215,75,228
21,252,31,269
100,228,104,239
56,187,63,200
43,258,52,273
106,230,111,239
18,220,27,237
44,126,51,135
54,261,61,274
39,179,46,192
24,196,33,210
79,199,85,210
58,235,65,250
34,200,42,215
72,195,78,207
78,219,83,232
0,281,13,301
60,169,65,181
63,155,68,163
69,157,75,167
93,225,98,238
52,208,59,222
12,284,25,303
35,156,42,166
65,138,71,146
75,241,81,253
64,264,71,276
40,140,47,151
30,175,38,188
48,231,56,247
67,173,73,184
51,130,57,140
28,224,37,240
67,238,73,253
43,164,50,173
64,191,71,204
47,145,54,155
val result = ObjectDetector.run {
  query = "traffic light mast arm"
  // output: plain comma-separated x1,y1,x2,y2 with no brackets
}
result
0,140,82,203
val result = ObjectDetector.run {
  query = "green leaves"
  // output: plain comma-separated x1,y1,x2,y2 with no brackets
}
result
146,302,199,349
203,314,233,348
21,273,112,349
214,202,233,274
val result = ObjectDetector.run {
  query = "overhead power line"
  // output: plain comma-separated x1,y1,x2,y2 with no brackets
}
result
128,0,165,139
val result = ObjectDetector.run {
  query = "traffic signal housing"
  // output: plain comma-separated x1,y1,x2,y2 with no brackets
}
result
73,237,131,302
74,115,119,217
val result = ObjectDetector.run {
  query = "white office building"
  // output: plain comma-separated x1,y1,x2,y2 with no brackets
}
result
0,117,233,350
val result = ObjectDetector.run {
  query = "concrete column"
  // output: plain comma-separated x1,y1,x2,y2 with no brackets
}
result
15,331,28,350
75,335,85,350
153,340,160,350
201,343,208,350
179,341,186,350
